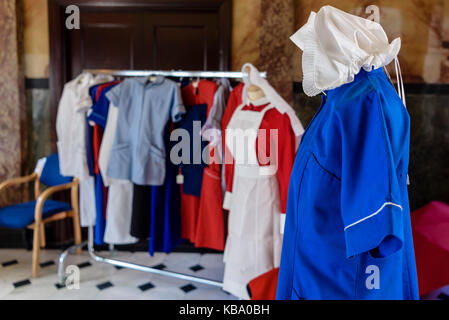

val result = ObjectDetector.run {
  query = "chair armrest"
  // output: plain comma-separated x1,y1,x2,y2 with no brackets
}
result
37,181,77,204
0,173,38,194
34,180,78,222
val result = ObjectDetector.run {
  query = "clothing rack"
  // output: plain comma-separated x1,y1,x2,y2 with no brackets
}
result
58,226,223,287
57,69,267,288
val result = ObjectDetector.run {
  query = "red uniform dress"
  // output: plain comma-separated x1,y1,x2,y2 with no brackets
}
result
222,82,244,129
195,165,225,250
193,82,244,250
247,268,280,300
221,83,244,199
180,80,218,243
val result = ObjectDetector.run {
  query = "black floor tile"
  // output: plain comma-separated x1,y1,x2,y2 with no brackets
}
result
138,282,155,292
189,264,204,272
77,261,92,269
40,260,55,268
97,281,114,290
55,283,66,289
2,260,18,267
180,284,197,293
152,264,167,270
13,279,31,288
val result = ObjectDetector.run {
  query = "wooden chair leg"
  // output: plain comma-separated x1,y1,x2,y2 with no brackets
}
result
39,223,46,248
32,223,41,278
71,180,82,254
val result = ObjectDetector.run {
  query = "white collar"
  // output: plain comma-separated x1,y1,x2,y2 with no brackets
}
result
249,97,270,106
241,63,304,140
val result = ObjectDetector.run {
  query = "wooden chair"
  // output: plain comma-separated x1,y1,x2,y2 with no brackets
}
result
0,154,81,277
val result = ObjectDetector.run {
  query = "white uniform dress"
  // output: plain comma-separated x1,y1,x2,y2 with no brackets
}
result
99,103,137,245
56,72,113,227
223,102,283,299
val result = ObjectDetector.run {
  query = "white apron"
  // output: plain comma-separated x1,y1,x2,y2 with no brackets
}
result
223,102,283,299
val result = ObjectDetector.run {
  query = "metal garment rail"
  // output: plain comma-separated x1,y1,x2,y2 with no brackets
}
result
57,69,268,288
82,69,267,79
58,227,223,287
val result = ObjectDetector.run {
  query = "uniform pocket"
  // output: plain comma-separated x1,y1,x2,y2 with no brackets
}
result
108,143,131,178
149,144,165,159
356,248,403,299
138,144,165,166
298,153,342,242
111,142,129,152
293,152,358,299
136,143,167,185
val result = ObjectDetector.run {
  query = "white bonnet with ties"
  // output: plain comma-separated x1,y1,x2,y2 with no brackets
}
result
291,5,402,99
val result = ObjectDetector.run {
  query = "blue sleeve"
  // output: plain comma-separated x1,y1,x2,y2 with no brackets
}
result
170,84,186,123
337,91,404,259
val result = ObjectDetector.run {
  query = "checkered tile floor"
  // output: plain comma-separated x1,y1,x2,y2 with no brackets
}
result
1,248,448,300
0,249,237,300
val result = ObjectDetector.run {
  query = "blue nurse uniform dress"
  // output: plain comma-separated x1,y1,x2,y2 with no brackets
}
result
277,68,419,300
148,127,182,256
177,104,209,197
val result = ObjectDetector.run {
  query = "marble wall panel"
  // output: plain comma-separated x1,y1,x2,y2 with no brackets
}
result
292,0,449,84
407,93,449,210
259,0,295,103
23,0,49,79
231,0,262,70
232,0,296,103
0,0,27,206
25,88,52,170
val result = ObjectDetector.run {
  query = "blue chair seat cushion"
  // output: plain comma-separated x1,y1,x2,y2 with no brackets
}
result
0,200,72,229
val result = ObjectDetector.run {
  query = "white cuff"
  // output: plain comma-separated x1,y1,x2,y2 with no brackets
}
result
223,191,232,210
280,214,286,234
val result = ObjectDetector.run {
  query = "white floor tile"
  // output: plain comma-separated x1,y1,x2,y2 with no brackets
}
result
0,248,235,300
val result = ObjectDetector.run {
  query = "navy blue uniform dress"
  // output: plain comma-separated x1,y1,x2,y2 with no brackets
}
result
277,68,419,300
177,104,208,197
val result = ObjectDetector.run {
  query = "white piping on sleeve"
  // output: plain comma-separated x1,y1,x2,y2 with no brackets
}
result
344,202,403,231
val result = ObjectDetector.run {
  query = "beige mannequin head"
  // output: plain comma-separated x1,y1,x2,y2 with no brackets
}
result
245,66,266,102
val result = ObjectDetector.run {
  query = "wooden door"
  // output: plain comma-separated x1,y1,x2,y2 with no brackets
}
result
49,0,231,146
